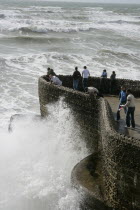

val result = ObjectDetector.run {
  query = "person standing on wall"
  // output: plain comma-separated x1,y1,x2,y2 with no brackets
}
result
101,69,107,78
116,86,127,121
72,67,81,90
121,89,135,129
100,69,108,92
82,66,90,91
110,71,116,94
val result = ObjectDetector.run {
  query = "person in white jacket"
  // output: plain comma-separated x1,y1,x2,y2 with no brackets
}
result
121,89,135,129
82,66,90,91
49,74,62,86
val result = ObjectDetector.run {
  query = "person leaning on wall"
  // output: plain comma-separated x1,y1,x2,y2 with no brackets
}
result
45,67,56,82
49,74,62,86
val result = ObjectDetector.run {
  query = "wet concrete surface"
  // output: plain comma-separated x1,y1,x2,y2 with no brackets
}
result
105,95,140,139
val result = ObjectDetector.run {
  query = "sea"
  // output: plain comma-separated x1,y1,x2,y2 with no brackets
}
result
0,0,140,209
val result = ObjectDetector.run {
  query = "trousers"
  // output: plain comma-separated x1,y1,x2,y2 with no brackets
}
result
126,107,135,128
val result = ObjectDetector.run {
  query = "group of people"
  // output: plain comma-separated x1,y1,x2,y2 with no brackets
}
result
101,69,116,80
45,66,116,92
73,66,103,97
72,66,90,91
72,66,116,92
100,69,116,94
117,86,135,129
45,66,102,98
45,67,135,129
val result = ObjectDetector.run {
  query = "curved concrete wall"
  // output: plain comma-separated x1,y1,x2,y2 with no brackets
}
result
99,99,140,210
43,75,140,97
38,75,140,210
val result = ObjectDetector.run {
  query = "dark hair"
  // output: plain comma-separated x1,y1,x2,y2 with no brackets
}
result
84,66,87,69
47,67,51,75
75,67,78,70
49,69,55,76
103,69,106,72
127,89,131,93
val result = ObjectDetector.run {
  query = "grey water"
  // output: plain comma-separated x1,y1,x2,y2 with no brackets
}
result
0,0,140,209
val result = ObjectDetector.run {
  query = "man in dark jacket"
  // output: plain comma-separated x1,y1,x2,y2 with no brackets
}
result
72,67,81,90
110,71,116,94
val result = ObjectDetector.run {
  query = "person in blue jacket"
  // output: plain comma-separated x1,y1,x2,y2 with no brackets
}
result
116,86,127,120
101,69,107,78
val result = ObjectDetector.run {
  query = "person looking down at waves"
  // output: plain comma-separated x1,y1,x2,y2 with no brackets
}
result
49,74,62,86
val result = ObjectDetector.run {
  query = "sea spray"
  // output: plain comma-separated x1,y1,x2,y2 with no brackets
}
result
0,99,88,210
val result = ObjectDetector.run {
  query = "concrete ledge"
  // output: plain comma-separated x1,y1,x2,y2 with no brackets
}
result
71,154,113,210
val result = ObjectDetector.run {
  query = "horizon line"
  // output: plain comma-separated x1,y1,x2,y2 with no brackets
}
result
43,0,140,4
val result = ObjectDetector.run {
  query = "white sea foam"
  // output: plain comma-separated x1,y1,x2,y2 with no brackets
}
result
0,4,139,42
0,99,88,210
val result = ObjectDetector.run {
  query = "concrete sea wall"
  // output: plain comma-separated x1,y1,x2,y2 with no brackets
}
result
99,99,140,209
44,75,140,97
38,75,140,210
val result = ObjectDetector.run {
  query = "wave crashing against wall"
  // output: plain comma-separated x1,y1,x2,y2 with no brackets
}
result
38,75,140,210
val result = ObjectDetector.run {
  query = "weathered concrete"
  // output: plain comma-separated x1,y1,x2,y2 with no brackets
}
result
38,75,140,210
99,98,140,210
71,154,113,210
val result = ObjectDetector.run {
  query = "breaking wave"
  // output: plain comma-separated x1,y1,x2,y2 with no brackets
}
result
0,99,88,210
0,4,139,37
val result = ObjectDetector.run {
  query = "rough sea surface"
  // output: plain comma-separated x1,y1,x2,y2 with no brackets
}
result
0,0,140,209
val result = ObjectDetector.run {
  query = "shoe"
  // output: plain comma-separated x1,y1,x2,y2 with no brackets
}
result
124,125,130,128
131,127,135,130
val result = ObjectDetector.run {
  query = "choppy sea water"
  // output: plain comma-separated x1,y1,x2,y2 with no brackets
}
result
0,0,140,209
